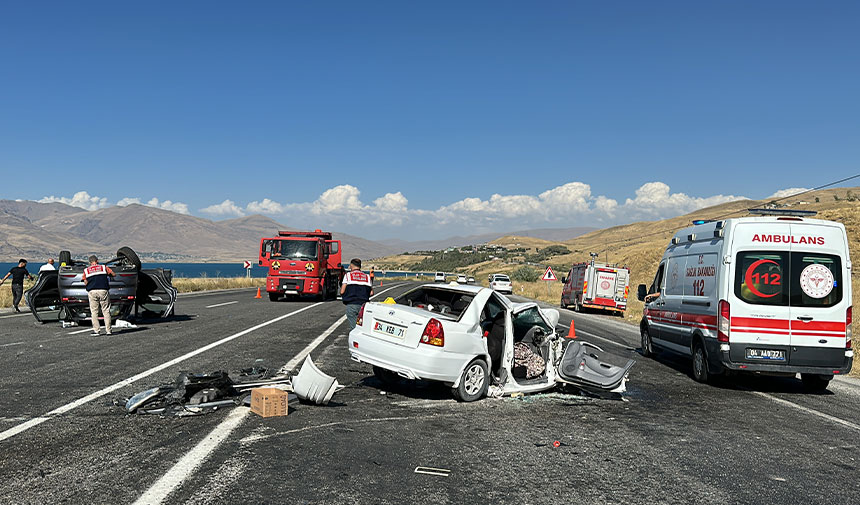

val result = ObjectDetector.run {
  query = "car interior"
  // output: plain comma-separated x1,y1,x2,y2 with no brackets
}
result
397,287,474,318
510,306,552,382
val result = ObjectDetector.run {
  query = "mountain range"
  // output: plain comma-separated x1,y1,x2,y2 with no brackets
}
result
0,200,594,262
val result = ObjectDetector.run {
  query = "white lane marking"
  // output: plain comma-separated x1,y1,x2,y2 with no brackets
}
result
0,302,324,443
751,391,860,432
0,341,25,348
0,313,30,319
133,283,406,505
205,301,238,309
572,328,633,350
68,328,95,335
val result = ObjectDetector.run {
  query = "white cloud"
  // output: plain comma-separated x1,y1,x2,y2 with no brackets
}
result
622,182,744,218
39,191,109,211
768,187,810,199
312,184,363,214
200,199,246,217
117,196,190,214
373,192,408,212
247,198,284,214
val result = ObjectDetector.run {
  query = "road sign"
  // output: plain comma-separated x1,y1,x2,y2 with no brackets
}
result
243,260,252,269
541,266,557,281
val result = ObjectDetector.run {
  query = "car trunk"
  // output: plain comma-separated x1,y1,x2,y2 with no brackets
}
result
362,303,449,348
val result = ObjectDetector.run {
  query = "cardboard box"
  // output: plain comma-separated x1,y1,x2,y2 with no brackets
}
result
250,387,288,418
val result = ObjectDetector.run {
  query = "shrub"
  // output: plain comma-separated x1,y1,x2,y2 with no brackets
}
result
511,266,540,282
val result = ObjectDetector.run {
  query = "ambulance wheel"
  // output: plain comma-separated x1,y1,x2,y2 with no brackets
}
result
640,325,654,358
452,359,488,402
692,342,710,383
560,297,566,309
268,292,280,302
801,374,831,392
117,247,142,270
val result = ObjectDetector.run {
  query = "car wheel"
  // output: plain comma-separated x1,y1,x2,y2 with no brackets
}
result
117,246,142,270
452,359,488,402
692,342,710,383
58,250,72,266
268,292,280,302
373,366,399,386
801,373,832,392
640,325,654,358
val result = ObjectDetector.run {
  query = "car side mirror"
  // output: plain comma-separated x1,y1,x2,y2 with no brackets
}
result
561,276,567,283
637,284,647,301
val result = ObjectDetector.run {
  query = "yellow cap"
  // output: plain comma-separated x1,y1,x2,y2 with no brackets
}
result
382,297,396,304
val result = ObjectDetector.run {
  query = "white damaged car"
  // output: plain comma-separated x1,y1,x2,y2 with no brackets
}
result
348,284,634,401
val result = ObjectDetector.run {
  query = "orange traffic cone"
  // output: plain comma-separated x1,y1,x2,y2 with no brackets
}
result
566,318,577,339
255,287,262,299
380,279,383,287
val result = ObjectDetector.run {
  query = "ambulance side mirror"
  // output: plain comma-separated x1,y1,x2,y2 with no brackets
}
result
637,284,647,301
561,276,567,284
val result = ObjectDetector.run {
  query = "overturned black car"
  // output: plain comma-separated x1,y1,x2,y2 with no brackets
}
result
25,246,177,323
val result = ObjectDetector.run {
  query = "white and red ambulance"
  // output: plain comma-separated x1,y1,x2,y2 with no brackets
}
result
637,210,853,390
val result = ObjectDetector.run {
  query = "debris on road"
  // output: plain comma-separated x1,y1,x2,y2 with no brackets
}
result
414,467,451,477
119,355,341,416
250,387,289,417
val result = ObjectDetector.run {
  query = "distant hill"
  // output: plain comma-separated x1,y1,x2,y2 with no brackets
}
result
0,200,399,262
385,226,595,252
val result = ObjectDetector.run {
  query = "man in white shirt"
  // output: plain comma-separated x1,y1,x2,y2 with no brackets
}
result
39,259,56,272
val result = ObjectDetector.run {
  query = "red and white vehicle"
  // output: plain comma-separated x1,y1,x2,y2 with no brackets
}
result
637,210,853,390
259,230,344,301
560,262,629,315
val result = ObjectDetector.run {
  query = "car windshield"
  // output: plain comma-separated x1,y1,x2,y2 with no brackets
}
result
271,240,318,260
512,306,552,341
396,287,475,319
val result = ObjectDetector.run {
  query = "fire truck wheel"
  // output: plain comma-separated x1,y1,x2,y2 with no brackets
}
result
268,292,280,302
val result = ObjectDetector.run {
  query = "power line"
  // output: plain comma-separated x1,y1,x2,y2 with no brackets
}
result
588,173,860,255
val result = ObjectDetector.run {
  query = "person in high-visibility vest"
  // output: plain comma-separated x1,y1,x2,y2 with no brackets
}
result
82,255,116,336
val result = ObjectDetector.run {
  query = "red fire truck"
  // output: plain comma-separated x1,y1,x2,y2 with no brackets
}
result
259,230,344,301
560,261,630,315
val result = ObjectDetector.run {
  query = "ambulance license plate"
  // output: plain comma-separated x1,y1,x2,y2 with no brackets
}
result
373,320,405,339
746,348,785,361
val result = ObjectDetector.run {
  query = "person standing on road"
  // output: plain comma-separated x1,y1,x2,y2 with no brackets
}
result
39,258,56,272
0,259,34,313
341,258,373,331
369,266,375,286
82,255,115,336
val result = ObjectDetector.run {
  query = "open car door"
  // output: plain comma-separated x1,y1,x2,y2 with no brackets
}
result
24,270,61,323
556,340,635,393
135,268,177,318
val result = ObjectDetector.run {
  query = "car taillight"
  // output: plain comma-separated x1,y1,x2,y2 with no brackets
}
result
356,303,365,327
847,307,853,350
420,318,444,346
718,300,730,343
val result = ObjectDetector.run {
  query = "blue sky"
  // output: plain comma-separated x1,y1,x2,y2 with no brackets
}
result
1,1,858,240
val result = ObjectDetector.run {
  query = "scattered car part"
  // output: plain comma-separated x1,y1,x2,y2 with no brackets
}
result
292,355,339,405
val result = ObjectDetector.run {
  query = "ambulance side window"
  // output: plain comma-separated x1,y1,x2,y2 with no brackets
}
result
649,263,665,295
734,252,789,306
664,257,684,296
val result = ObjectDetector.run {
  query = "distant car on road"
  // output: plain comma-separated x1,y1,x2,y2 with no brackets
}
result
489,274,512,294
467,276,475,284
434,272,446,283
457,274,468,284
348,283,634,401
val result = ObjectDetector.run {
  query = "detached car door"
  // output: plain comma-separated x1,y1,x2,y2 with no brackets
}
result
24,270,61,323
135,268,178,318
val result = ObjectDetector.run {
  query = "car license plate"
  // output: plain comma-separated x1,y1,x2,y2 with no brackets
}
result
746,348,786,361
373,320,406,338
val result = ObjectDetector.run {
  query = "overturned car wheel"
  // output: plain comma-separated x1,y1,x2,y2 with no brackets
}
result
117,246,142,270
452,358,488,402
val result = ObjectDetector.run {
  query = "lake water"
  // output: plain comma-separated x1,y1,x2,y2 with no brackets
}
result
1,262,436,279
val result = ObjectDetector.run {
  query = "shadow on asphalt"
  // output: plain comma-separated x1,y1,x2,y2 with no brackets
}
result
357,376,453,401
641,348,835,396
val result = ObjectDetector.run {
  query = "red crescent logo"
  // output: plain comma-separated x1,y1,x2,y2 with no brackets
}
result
744,259,779,298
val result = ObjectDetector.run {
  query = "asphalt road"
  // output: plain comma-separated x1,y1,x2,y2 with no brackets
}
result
0,283,858,505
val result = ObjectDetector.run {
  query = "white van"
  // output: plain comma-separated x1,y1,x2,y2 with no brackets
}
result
637,210,853,390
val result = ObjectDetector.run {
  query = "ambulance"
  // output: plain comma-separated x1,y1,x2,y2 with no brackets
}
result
637,209,853,390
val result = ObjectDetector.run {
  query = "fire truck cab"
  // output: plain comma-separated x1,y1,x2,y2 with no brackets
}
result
259,230,344,301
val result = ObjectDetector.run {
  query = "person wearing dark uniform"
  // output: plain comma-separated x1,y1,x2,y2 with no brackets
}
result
341,258,373,331
0,259,34,312
81,255,115,336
